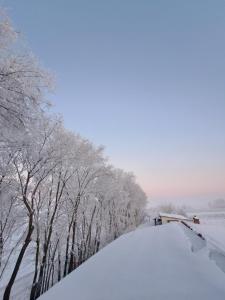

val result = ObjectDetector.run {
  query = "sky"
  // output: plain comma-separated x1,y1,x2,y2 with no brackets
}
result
3,0,225,205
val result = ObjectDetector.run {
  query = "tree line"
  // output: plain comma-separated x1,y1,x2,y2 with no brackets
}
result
0,9,147,300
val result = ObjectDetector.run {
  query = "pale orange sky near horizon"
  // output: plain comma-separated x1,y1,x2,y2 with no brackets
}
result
142,167,225,198
111,151,225,203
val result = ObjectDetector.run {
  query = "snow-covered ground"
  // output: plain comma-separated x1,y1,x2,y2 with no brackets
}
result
0,233,35,300
193,218,225,251
188,211,225,275
186,210,225,252
39,222,225,300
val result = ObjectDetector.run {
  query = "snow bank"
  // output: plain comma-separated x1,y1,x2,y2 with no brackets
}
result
190,214,225,275
192,219,225,251
39,223,225,300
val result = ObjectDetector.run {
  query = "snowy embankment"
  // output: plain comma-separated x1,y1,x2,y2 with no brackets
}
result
191,212,225,251
190,212,225,274
39,223,225,300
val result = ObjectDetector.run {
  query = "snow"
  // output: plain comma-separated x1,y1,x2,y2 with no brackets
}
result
192,217,225,251
39,223,225,300
0,228,35,300
188,213,225,276
159,212,190,220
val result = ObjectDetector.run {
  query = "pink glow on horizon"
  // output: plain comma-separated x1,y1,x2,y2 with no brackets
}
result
136,169,225,199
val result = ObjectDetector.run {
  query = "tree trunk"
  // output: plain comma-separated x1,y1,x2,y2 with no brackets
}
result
30,237,40,300
3,221,34,300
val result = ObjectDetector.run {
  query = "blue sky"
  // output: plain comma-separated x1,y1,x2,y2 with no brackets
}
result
4,0,225,204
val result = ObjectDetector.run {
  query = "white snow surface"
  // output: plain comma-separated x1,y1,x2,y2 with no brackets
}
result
39,223,225,300
159,212,190,220
189,215,225,275
192,218,225,251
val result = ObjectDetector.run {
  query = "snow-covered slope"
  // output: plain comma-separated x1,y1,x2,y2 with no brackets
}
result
192,216,225,251
190,214,225,275
39,223,225,300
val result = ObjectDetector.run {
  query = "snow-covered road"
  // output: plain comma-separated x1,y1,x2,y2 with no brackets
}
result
39,223,225,300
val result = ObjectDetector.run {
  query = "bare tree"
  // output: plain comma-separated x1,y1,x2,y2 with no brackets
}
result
0,9,147,300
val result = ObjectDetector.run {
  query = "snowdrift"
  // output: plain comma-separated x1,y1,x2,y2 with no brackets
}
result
39,223,225,300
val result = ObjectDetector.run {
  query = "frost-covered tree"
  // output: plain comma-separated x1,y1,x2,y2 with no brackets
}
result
0,9,51,149
0,9,147,300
